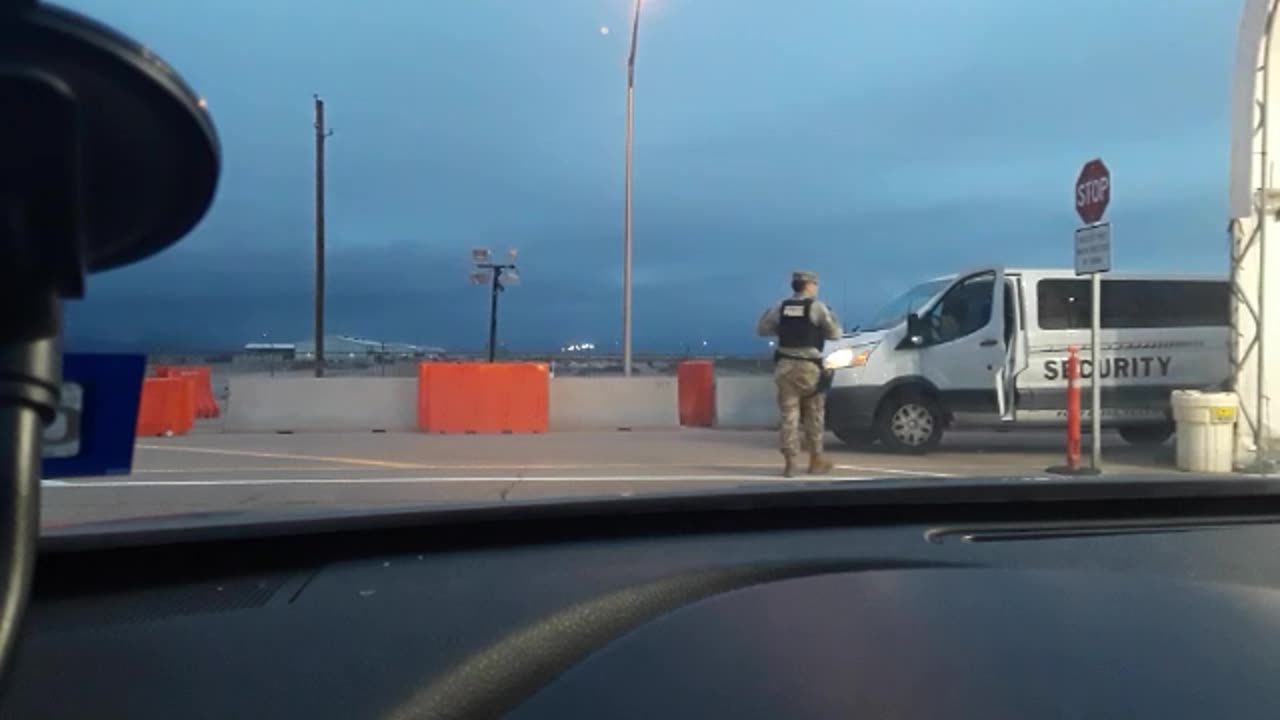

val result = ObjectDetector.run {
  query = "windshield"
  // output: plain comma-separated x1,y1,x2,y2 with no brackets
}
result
34,0,1246,536
860,279,951,332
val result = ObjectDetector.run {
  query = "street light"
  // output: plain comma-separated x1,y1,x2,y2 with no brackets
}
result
622,0,642,377
471,247,520,362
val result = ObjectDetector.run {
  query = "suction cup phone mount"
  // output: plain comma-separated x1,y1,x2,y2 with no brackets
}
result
0,0,219,693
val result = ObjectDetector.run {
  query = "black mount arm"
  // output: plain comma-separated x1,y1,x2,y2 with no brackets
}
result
0,60,88,697
0,0,219,698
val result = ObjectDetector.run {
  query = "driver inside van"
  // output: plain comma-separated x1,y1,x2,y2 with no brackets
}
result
934,287,990,340
937,304,962,338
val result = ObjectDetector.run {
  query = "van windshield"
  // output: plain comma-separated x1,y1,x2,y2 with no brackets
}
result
862,279,951,332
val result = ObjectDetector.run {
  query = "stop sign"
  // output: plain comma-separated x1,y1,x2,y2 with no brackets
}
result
1075,158,1110,225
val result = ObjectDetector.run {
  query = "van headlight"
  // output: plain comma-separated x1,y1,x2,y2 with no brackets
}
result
824,345,875,370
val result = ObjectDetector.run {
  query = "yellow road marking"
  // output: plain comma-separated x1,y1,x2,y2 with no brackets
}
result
135,444,426,469
135,446,673,471
133,466,359,474
133,445,957,477
45,474,878,488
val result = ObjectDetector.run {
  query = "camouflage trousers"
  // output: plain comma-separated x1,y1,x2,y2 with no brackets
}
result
774,358,826,456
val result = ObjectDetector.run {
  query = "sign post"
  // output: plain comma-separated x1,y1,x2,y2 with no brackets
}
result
1074,158,1111,472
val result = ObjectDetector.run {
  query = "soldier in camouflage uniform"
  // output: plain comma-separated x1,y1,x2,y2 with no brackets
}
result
756,270,842,477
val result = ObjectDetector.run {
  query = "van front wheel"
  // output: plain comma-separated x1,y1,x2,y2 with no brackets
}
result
1118,423,1175,446
876,391,943,454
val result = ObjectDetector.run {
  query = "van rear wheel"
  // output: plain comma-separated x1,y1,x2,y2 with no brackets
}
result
1118,423,1175,446
876,390,943,454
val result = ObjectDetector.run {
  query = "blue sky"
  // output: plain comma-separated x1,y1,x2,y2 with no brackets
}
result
64,0,1239,353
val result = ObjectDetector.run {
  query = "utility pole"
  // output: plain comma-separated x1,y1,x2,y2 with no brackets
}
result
313,95,333,378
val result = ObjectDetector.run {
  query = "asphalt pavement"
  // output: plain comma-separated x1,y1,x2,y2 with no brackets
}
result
39,428,1180,530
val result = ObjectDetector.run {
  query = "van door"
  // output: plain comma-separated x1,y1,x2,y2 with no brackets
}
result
997,277,1027,421
913,267,1007,421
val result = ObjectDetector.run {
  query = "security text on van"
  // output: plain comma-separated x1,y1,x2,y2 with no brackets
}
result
1042,356,1171,381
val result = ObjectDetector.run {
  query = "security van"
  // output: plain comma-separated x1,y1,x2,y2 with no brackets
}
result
821,267,1230,453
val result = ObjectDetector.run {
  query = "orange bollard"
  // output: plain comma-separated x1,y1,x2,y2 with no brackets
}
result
1047,345,1098,476
1064,346,1081,470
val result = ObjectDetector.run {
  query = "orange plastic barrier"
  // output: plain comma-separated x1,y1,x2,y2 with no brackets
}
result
417,362,548,433
135,377,196,437
677,360,715,427
155,365,219,418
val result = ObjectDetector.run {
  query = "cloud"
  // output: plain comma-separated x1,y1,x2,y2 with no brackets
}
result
60,0,1238,353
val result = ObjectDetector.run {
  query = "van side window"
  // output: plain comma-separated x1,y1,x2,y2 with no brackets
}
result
924,272,995,343
1036,279,1230,330
1003,281,1016,343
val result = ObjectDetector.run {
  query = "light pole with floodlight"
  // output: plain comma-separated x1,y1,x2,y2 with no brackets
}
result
470,247,520,363
622,0,642,376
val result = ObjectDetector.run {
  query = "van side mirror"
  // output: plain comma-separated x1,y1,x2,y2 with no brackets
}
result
902,313,927,349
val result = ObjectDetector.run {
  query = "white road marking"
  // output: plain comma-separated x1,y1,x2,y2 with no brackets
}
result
835,464,955,478
41,474,879,488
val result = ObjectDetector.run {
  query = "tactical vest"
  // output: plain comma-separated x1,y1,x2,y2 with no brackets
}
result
777,298,825,353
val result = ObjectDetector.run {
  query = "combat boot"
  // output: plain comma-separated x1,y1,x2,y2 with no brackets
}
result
782,454,797,478
808,453,833,475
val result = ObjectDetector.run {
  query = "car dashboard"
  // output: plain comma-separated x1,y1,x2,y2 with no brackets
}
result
7,478,1280,719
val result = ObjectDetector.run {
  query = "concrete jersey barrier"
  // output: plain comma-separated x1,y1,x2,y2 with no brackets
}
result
225,377,417,432
550,377,679,430
222,374,767,433
715,376,777,429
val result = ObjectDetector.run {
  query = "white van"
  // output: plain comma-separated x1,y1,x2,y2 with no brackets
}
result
822,267,1230,453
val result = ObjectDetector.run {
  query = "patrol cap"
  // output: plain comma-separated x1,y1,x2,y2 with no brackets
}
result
792,270,818,285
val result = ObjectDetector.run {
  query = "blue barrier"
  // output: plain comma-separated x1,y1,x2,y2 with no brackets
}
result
41,353,145,479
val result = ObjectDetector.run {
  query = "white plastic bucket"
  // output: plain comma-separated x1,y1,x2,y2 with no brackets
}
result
1171,391,1237,473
